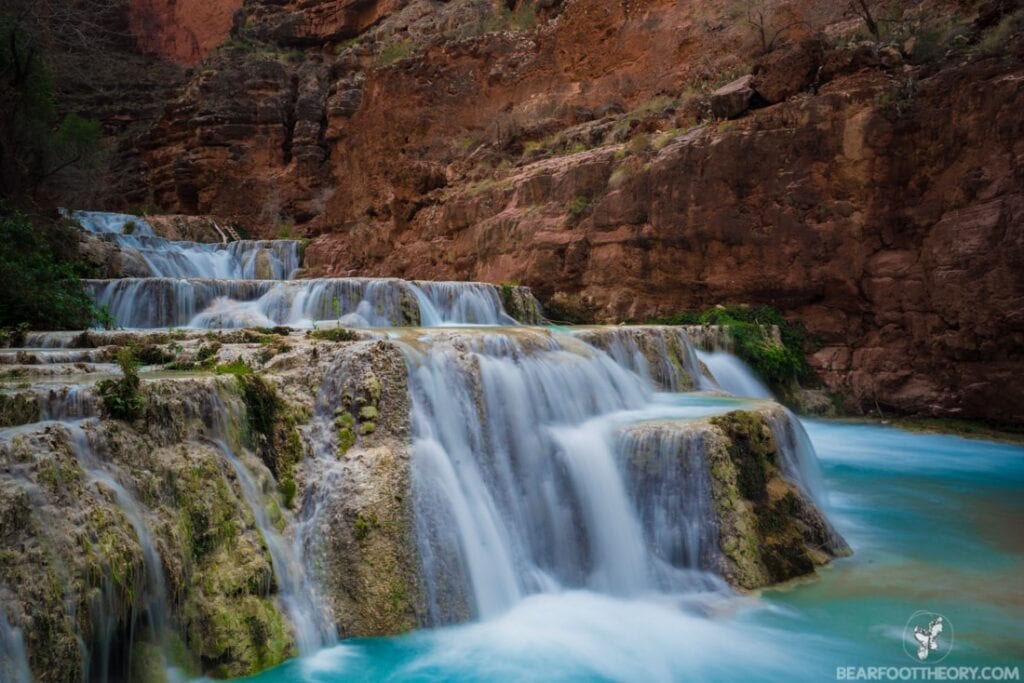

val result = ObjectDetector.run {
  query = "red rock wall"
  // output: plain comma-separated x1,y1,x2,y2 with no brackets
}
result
129,0,242,64
129,0,1024,424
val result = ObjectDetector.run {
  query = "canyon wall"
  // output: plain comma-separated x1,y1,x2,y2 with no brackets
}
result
115,0,1023,423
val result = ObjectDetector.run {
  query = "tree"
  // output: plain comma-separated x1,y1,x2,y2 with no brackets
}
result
0,206,95,330
733,0,807,54
848,0,881,40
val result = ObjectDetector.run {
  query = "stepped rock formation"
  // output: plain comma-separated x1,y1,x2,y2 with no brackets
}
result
103,0,1024,424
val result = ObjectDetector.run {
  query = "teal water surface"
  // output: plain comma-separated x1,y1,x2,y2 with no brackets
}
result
231,419,1024,682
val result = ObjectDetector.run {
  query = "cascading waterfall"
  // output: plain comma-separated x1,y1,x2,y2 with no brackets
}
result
73,211,535,330
212,440,335,655
0,613,31,683
403,331,732,623
63,422,169,682
697,350,773,398
403,329,835,624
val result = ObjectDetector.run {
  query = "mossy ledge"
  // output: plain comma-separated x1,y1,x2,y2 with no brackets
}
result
707,409,849,588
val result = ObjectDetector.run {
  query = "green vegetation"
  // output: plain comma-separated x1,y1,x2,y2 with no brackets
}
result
0,16,103,198
309,328,359,343
566,196,590,218
652,305,810,390
215,359,254,377
376,39,417,67
0,207,97,330
97,350,145,420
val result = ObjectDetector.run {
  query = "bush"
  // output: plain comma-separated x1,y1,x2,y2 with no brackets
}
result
0,207,96,330
566,196,589,218
651,305,810,390
309,328,359,343
97,350,145,420
376,40,417,67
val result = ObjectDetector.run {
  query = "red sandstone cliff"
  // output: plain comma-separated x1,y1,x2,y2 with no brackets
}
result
117,0,1024,423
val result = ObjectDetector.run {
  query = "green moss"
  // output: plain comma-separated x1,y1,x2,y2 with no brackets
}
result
359,405,379,421
0,392,40,427
279,478,298,510
710,410,776,502
354,512,379,542
215,359,253,377
651,305,810,392
359,421,376,436
309,328,359,342
97,349,145,420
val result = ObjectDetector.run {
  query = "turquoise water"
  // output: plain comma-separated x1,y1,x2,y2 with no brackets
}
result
233,420,1024,682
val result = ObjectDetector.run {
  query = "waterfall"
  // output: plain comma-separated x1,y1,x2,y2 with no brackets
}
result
697,350,773,398
62,421,169,681
212,440,335,655
71,210,538,330
409,282,519,326
0,613,31,683
615,424,726,588
402,330,741,623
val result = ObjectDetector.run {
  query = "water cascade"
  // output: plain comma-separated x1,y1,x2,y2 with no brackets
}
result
403,330,820,622
0,210,855,680
77,212,536,329
212,439,334,654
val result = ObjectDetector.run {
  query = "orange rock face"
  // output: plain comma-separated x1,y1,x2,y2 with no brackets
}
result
129,0,242,64
123,0,1024,424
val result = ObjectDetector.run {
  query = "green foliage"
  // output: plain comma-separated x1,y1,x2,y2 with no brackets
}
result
566,196,590,217
279,478,298,510
0,207,97,330
0,17,103,197
215,359,254,377
97,350,145,420
309,328,359,343
652,305,810,390
376,40,417,67
976,9,1024,57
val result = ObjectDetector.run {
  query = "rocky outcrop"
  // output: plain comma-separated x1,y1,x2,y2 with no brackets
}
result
129,0,243,64
618,405,849,590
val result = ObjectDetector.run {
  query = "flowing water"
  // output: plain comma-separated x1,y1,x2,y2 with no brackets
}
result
77,211,531,330
4,212,1021,681
235,412,1024,683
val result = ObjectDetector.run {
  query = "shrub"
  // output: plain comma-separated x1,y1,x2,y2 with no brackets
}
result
376,40,417,67
309,328,359,343
651,305,810,390
566,196,590,217
0,207,96,330
97,349,145,420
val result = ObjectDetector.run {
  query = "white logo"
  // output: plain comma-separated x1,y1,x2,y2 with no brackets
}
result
903,611,953,662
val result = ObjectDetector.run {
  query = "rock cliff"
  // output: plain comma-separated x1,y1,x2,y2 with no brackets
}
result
84,0,1024,423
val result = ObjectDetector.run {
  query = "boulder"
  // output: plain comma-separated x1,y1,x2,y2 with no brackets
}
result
710,75,756,119
752,38,825,104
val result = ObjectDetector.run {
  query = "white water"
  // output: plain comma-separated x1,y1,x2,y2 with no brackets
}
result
697,350,773,398
213,440,335,655
63,421,169,681
403,331,821,623
73,210,534,329
0,613,31,683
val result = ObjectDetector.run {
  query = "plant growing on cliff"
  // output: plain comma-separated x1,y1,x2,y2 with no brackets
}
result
652,305,810,390
97,349,145,420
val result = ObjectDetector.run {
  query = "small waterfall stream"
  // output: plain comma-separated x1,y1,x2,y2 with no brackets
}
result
62,421,169,681
212,440,334,655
